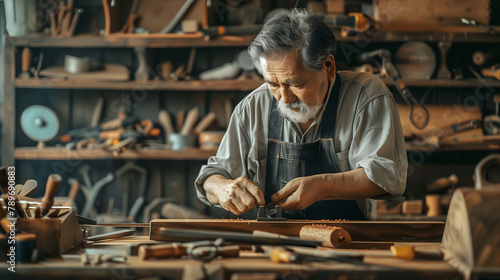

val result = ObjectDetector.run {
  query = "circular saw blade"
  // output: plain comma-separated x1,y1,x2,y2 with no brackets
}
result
21,105,59,142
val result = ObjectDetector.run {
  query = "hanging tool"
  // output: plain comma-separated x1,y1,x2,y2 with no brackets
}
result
160,0,196,34
81,172,115,217
483,94,500,135
114,161,146,218
359,49,430,129
119,0,141,33
461,18,500,35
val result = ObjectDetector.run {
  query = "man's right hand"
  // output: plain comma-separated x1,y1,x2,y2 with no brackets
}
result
204,175,265,215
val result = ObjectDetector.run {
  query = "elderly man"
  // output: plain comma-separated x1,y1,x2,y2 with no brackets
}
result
195,9,407,220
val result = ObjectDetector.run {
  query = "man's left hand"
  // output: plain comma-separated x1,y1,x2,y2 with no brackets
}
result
270,175,323,210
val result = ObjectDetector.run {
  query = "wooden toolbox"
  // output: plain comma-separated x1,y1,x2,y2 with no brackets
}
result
16,211,83,257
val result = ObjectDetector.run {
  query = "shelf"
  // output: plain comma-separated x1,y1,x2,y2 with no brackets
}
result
14,147,216,160
406,142,500,152
381,78,500,88
15,78,264,91
8,29,500,49
16,76,500,90
8,34,256,48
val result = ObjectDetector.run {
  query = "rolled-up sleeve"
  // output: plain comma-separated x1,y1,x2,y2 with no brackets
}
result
194,87,271,206
350,93,407,196
195,111,251,205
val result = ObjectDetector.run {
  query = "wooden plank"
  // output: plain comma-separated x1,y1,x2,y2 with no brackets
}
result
150,219,445,242
15,78,263,91
14,147,215,160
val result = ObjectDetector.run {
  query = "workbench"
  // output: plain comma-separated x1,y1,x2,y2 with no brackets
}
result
1,234,498,280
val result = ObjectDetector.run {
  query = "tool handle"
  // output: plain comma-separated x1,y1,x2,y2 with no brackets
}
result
41,174,62,215
427,174,458,192
159,110,175,135
269,247,296,263
190,244,240,259
193,112,216,134
21,47,32,73
180,107,199,135
138,243,187,260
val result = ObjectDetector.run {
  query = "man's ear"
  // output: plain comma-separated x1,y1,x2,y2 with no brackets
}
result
325,55,336,80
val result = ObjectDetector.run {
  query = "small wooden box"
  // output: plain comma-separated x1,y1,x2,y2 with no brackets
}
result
16,211,83,257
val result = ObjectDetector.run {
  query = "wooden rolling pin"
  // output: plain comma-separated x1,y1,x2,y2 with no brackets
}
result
299,224,351,248
41,174,62,216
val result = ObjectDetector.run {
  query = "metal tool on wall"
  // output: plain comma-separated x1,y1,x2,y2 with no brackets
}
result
115,160,147,221
359,49,430,129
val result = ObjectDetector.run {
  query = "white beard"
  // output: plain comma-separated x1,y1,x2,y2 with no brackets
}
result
277,98,323,124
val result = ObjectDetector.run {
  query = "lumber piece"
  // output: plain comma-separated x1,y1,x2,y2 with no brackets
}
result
150,219,444,242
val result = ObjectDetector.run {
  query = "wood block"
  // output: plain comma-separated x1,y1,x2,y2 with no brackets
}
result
181,19,198,34
371,199,402,216
150,219,445,242
402,200,423,215
17,211,83,257
397,104,483,142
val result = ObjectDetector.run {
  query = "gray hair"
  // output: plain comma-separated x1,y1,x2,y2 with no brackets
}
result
248,9,336,74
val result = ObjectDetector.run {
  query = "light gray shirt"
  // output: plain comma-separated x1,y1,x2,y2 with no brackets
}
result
195,71,407,216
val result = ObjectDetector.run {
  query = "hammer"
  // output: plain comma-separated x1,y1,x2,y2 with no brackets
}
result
41,174,62,216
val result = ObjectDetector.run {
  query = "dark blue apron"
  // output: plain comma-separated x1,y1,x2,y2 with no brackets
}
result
265,75,366,220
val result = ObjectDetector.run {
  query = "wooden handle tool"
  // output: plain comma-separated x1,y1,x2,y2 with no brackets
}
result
427,174,458,192
0,205,11,233
19,179,38,197
299,224,351,249
158,109,175,135
180,107,199,135
138,243,187,260
390,245,443,260
177,110,185,132
41,174,62,216
269,247,297,263
21,47,32,79
193,112,216,134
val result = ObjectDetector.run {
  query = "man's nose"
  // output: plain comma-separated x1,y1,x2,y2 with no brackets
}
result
280,86,295,103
